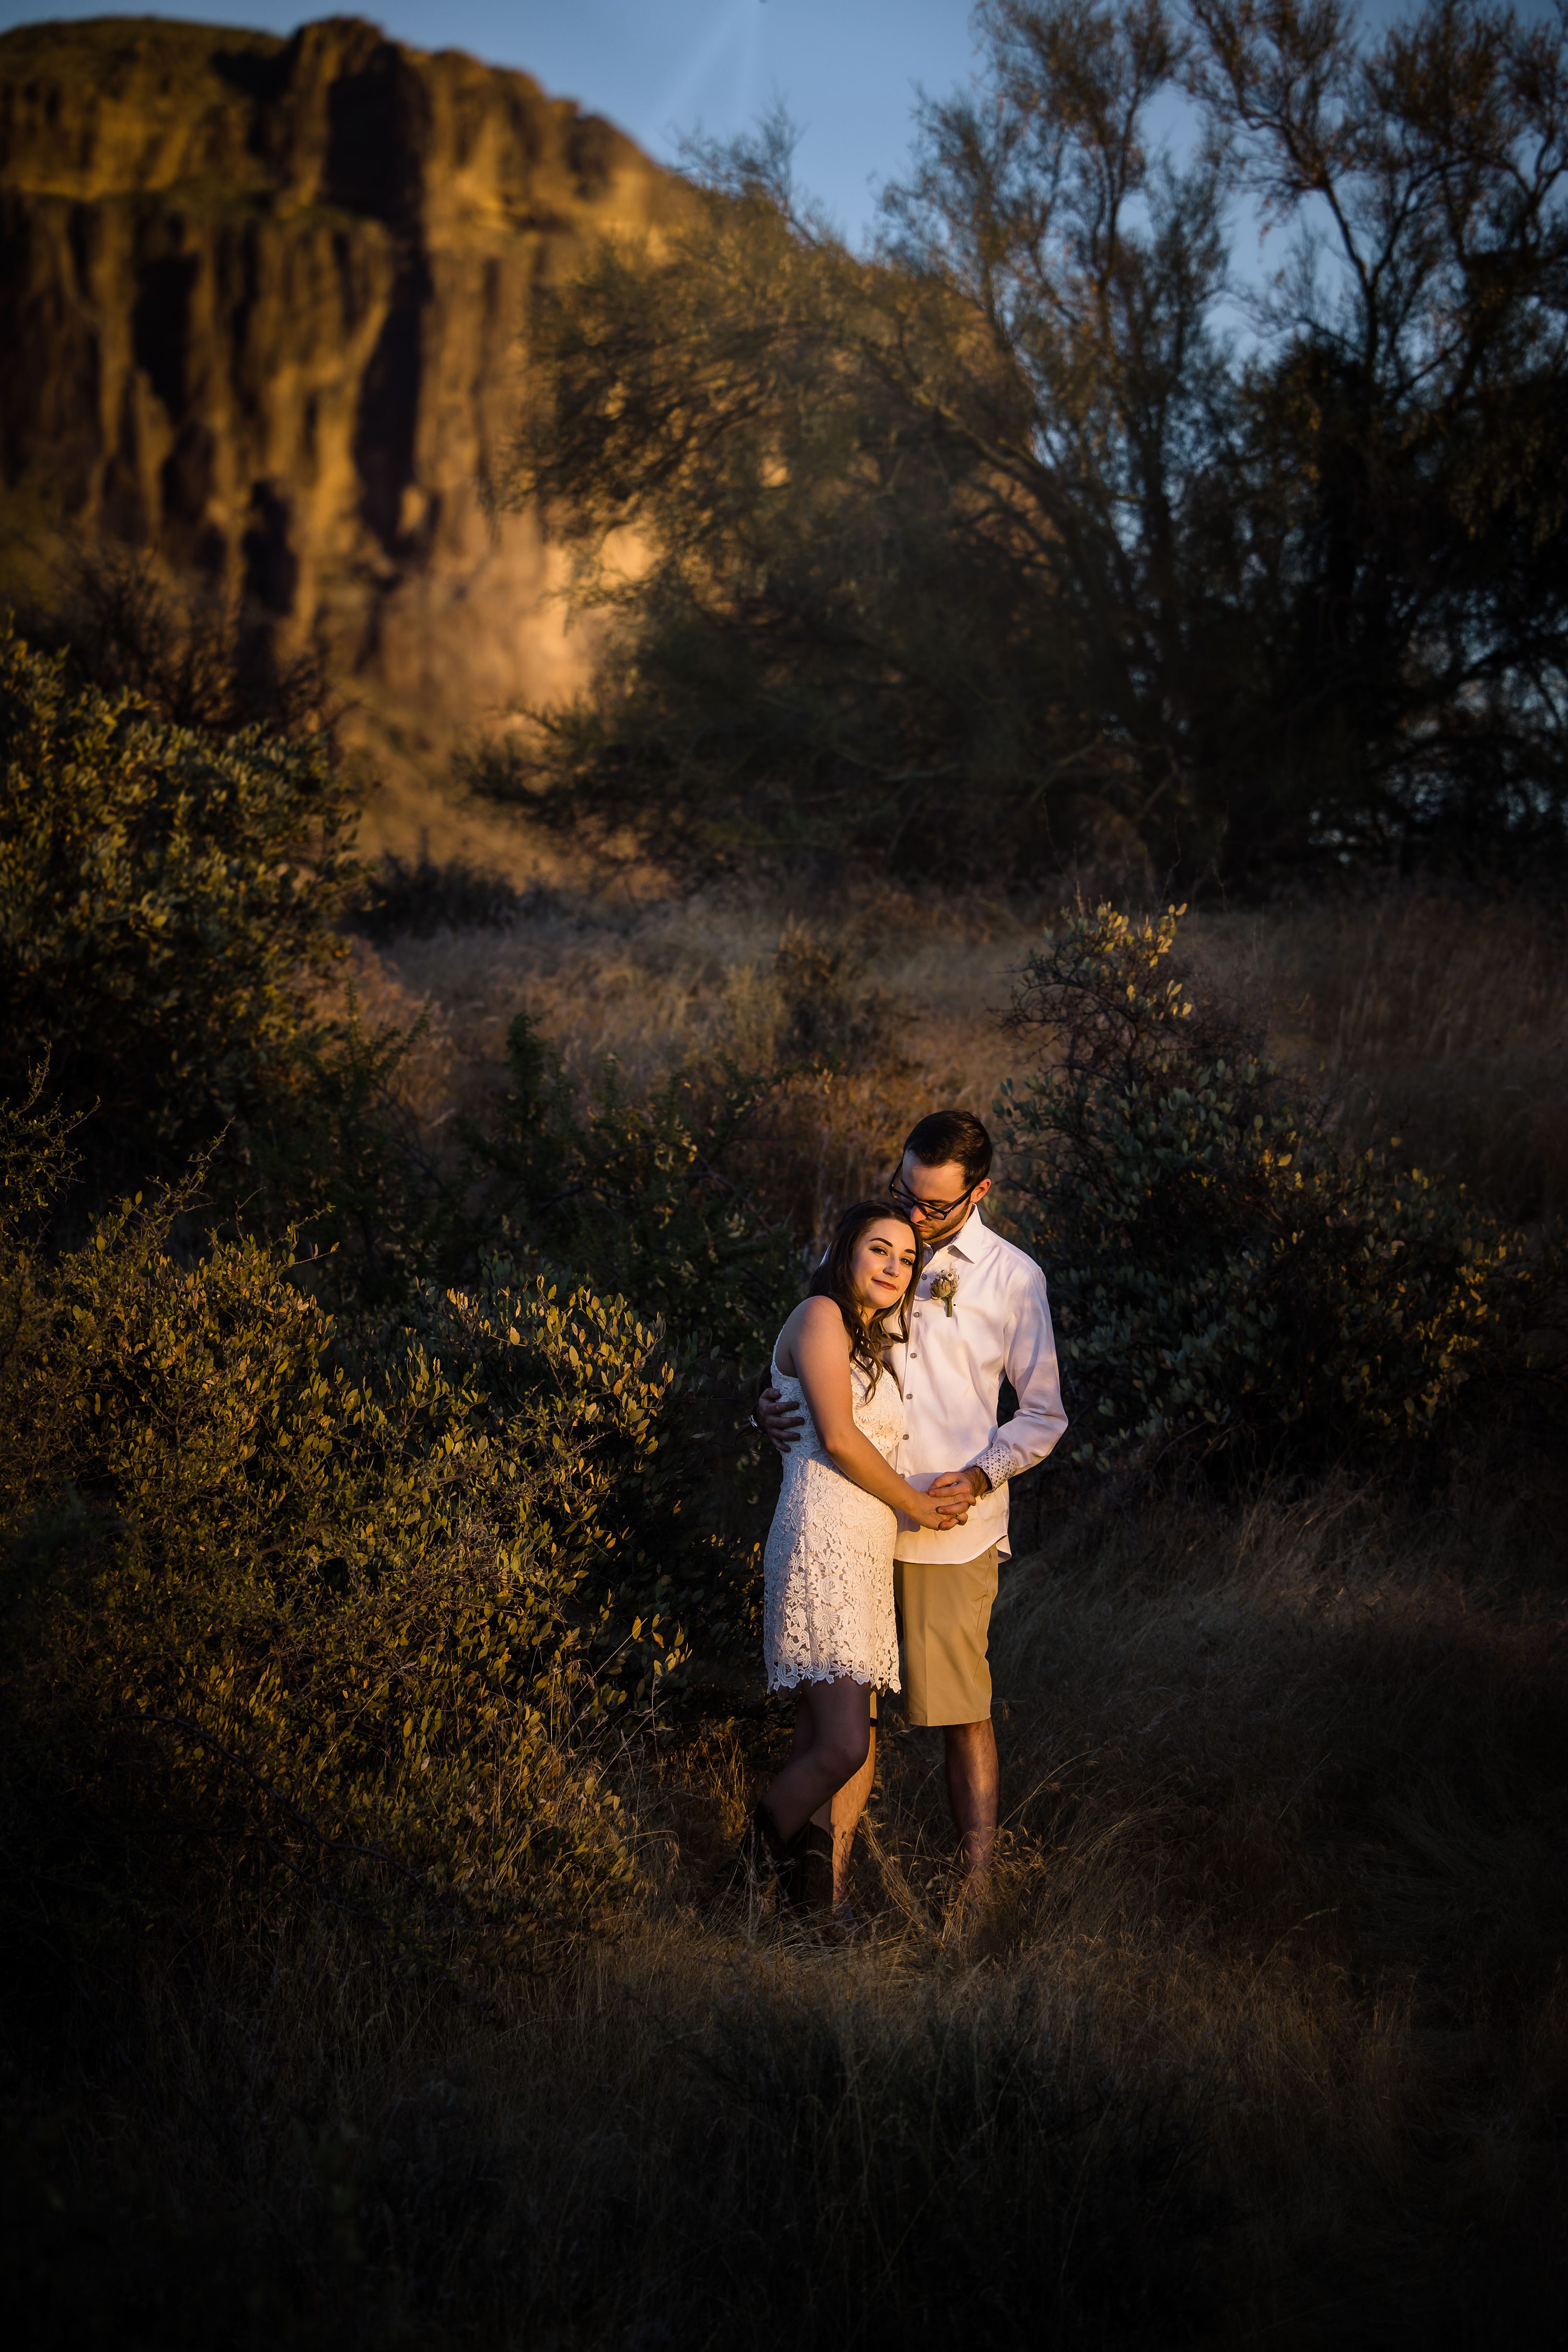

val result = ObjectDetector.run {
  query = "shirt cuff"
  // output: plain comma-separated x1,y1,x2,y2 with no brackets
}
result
968,1436,1020,1493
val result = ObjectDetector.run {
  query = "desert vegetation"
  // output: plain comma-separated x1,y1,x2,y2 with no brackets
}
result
4,4,1568,2346
6,610,1566,2344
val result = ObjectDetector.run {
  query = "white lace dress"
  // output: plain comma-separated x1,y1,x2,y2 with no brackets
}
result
762,1353,906,1692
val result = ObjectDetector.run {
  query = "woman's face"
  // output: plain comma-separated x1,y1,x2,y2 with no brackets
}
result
848,1218,919,1320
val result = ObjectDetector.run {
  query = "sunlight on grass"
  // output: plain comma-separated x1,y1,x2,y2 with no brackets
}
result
341,877,1568,1238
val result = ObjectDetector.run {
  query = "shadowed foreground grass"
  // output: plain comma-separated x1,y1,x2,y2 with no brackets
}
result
6,1471,1566,2349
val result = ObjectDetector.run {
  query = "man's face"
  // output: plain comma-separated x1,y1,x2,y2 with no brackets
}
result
894,1151,991,1253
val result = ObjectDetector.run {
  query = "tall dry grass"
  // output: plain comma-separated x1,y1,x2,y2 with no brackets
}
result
10,873,1562,2346
8,1474,1566,2348
1188,892,1568,1227
341,874,1568,1237
342,879,1037,1248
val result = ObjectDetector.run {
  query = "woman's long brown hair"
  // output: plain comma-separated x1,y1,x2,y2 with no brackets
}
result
806,1201,923,1395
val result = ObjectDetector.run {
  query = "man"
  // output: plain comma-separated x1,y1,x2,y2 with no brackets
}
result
756,1109,1067,1907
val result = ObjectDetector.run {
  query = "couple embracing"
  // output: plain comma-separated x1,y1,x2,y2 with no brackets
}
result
742,1111,1067,1925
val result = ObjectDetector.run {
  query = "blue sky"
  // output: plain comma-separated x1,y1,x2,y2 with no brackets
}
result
2,4,1561,247
0,3,986,239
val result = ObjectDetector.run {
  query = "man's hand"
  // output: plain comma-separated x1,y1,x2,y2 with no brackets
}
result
928,1467,990,1516
756,1383,806,1457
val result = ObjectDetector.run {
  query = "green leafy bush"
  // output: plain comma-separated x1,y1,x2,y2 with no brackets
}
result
468,1012,800,1365
0,1090,681,1944
1000,905,1531,1476
254,989,452,1309
0,620,354,1193
462,1013,803,1656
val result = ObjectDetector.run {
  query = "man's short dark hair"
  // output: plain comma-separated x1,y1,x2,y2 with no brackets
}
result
902,1111,993,1189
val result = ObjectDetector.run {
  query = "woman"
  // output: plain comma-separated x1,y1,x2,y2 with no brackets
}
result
743,1200,966,1916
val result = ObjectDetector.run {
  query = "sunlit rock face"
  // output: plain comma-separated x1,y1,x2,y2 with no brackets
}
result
0,14,684,738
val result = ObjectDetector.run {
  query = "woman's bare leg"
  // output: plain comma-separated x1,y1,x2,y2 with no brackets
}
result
763,1680,872,1844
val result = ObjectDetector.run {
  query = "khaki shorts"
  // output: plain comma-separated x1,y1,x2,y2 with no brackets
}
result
893,1547,1000,1727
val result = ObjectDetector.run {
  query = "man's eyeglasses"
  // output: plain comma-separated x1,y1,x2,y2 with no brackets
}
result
887,1175,975,1224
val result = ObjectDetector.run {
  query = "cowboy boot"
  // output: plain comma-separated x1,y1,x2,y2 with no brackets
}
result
790,1821,835,1922
730,1797,799,1905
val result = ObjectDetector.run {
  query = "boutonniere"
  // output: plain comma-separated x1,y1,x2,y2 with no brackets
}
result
928,1269,960,1319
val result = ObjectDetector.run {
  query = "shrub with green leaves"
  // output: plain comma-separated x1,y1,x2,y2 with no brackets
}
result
0,1091,681,1944
0,620,354,1193
467,1012,801,1365
1000,905,1529,1477
254,989,453,1310
461,1013,802,1656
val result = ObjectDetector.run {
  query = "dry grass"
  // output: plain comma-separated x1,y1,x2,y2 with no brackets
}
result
1184,892,1568,1227
353,878,1028,1099
342,878,1039,1246
342,874,1568,1235
8,1475,1566,2348
11,875,1563,2345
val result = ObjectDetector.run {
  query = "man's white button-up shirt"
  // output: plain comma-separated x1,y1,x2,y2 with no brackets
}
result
890,1208,1067,1562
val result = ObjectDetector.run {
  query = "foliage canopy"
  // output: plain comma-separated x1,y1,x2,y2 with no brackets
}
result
499,0,1568,889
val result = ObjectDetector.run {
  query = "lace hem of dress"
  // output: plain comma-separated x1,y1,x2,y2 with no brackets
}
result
767,1659,897,1693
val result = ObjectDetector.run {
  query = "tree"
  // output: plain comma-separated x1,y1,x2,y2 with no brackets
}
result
492,116,1076,872
1189,0,1568,873
498,2,1568,888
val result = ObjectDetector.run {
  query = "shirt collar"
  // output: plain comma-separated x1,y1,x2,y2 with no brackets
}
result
937,1206,996,1264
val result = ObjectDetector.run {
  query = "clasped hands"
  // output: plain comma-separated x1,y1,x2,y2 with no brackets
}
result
755,1385,989,1530
927,1466,991,1528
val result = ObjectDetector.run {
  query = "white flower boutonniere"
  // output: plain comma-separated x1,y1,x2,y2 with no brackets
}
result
928,1269,960,1319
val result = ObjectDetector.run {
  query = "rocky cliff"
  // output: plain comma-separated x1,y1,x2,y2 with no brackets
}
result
0,13,686,815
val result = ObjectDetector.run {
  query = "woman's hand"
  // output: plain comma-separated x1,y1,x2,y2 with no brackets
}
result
789,1300,973,1531
907,1488,970,1533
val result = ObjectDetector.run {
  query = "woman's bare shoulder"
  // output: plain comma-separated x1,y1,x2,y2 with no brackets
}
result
775,1295,847,1378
